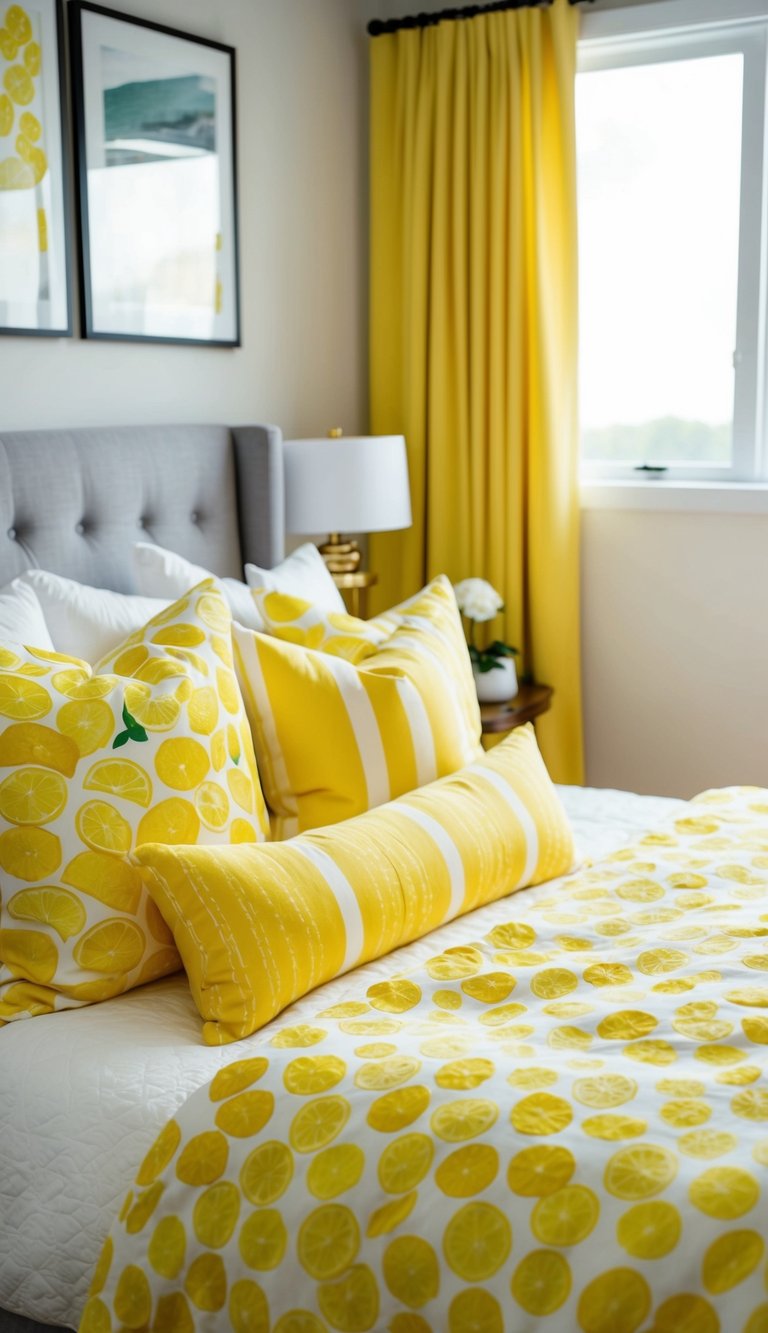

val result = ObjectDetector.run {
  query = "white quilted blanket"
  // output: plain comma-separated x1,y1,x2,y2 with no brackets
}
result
0,787,682,1329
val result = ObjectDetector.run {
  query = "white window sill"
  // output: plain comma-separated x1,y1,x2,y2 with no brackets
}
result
580,479,768,514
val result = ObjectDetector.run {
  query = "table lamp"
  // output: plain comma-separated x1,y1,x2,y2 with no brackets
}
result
283,430,411,616
284,426,411,560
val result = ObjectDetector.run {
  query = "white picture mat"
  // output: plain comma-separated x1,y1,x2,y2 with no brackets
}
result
79,8,237,342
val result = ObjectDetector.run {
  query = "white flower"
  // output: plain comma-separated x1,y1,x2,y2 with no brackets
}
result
453,577,504,623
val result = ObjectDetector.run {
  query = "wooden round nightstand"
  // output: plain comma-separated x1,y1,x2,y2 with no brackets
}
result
480,681,553,736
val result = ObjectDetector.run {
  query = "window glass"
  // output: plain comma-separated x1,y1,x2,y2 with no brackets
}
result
577,54,744,469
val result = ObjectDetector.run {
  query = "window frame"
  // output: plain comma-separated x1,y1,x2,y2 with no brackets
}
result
577,0,768,488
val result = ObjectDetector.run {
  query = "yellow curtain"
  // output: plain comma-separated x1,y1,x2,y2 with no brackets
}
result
369,0,583,783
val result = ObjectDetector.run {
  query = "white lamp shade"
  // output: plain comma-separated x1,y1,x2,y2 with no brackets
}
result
284,435,412,535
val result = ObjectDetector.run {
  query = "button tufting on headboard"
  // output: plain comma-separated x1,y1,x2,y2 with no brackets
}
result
0,424,284,593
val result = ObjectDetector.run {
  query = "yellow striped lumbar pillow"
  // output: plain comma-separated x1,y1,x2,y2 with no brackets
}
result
234,576,482,837
134,725,574,1044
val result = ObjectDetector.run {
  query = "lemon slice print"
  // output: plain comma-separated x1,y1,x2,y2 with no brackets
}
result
290,1095,350,1153
298,1204,360,1280
435,1143,499,1198
57,699,114,757
136,798,199,846
366,1192,417,1238
0,725,78,778
7,885,85,940
83,757,153,807
192,1181,240,1249
147,1216,186,1281
307,1144,364,1201
318,1264,379,1332
75,799,132,854
194,780,229,831
0,822,60,880
135,1119,181,1187
73,918,145,974
443,1201,511,1281
215,1089,274,1138
175,1130,228,1187
238,1208,287,1271
531,1183,600,1246
209,1057,269,1102
512,1250,572,1316
0,924,58,981
0,674,50,719
240,1140,294,1206
617,1200,681,1259
0,765,66,824
604,1144,678,1200
383,1236,439,1307
283,1055,347,1096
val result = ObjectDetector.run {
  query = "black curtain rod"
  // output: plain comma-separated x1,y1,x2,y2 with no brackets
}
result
368,1,594,37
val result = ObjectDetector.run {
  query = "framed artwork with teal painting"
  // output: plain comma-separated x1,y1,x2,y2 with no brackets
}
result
0,0,72,337
69,2,240,345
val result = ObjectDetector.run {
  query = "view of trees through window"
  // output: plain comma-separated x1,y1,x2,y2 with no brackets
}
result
582,418,730,466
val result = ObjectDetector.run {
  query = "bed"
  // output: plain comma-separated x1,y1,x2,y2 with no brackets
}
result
0,424,764,1333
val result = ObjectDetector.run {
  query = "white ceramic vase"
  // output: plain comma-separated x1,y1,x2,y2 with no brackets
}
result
473,657,518,703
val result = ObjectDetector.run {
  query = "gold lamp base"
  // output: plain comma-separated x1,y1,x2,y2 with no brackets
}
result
318,532,362,574
331,568,378,618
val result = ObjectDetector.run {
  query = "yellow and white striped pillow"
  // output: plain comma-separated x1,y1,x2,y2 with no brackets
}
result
235,576,482,837
0,582,269,1025
135,725,574,1044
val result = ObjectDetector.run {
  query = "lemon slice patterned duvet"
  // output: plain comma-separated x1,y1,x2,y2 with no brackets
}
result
83,788,768,1333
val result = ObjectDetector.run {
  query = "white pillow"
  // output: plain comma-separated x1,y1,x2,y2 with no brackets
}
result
18,570,168,664
133,541,346,626
0,578,54,650
245,542,345,612
133,542,262,630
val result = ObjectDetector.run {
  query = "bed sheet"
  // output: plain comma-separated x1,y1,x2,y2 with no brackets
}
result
0,786,683,1329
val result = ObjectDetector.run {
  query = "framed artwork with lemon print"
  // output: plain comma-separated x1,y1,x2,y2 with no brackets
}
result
0,0,72,336
69,2,240,346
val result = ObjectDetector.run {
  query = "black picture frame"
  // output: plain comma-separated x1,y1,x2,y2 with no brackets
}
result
68,1,241,346
0,0,72,338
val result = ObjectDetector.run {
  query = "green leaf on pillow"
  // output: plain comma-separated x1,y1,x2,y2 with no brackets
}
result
121,702,148,743
112,704,148,748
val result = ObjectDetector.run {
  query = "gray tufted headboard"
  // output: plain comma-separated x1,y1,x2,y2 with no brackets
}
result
0,423,285,591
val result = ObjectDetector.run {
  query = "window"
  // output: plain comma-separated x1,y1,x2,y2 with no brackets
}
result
577,0,768,486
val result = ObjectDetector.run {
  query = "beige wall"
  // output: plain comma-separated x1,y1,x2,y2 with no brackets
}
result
582,507,768,797
0,0,367,439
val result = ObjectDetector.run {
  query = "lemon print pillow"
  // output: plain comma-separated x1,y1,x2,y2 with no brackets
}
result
0,581,269,1025
236,576,482,838
253,573,474,677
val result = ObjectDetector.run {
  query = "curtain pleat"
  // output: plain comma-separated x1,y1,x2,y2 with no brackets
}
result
370,0,583,782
